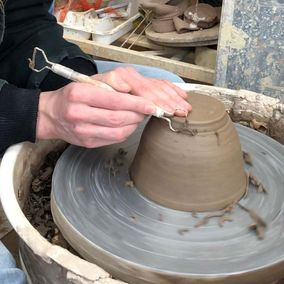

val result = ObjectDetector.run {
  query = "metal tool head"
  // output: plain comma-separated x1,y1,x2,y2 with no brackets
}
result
154,107,178,132
155,107,190,132
27,47,181,134
28,47,52,73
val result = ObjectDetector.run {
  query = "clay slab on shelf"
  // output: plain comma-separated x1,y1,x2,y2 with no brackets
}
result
145,6,221,47
145,23,219,47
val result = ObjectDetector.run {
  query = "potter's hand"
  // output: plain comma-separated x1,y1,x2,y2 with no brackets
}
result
93,66,192,116
36,82,157,148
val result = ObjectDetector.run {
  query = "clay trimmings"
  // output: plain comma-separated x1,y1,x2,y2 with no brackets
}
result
140,0,219,33
130,93,247,212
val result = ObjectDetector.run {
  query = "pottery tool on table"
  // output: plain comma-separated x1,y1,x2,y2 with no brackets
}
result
28,47,178,132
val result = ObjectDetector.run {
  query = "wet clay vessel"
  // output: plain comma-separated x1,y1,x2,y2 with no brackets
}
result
140,0,190,33
130,93,247,211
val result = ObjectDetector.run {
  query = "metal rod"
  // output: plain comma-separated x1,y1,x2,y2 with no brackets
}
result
128,21,152,50
120,10,152,48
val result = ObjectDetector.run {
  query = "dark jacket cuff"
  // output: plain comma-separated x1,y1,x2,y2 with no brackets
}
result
0,84,40,155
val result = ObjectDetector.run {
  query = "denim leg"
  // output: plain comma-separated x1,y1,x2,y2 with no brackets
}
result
0,241,26,284
94,60,185,83
48,0,55,14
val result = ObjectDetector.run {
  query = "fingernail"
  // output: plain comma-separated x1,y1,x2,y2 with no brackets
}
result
175,109,188,117
162,104,175,114
180,91,188,99
176,105,188,112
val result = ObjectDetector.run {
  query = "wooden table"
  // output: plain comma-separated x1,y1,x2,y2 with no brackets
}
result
64,33,215,84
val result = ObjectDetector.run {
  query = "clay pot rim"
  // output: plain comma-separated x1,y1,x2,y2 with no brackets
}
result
152,16,177,22
152,9,183,20
170,115,232,135
173,111,227,127
172,93,228,129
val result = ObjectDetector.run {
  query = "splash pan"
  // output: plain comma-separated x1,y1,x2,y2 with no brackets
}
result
51,124,284,284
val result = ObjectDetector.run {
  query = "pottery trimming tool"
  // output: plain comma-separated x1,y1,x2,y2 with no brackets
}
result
28,47,178,131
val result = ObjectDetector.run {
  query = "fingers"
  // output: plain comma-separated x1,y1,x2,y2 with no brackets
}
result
92,67,191,117
37,89,142,148
93,72,132,93
72,123,138,148
66,83,156,115
146,78,192,116
37,70,192,151
66,103,145,127
162,80,188,99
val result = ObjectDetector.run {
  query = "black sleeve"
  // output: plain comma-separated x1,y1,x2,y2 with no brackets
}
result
0,83,40,155
0,56,98,156
0,0,97,89
0,1,98,155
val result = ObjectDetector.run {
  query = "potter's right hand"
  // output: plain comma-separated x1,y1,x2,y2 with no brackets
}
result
36,82,157,148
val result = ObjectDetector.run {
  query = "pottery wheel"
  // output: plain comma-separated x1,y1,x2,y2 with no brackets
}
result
51,124,284,283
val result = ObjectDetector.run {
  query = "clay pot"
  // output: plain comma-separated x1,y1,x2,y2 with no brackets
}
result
130,93,247,212
141,0,188,16
173,16,192,33
152,17,177,33
184,3,218,29
141,0,190,33
140,2,180,17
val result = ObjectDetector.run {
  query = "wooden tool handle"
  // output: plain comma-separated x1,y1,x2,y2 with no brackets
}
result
72,73,114,91
51,62,164,118
51,63,114,91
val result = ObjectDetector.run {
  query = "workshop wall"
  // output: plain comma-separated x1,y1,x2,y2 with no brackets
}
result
216,0,284,100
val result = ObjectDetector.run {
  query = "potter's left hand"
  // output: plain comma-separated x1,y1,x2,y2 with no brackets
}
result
92,67,192,116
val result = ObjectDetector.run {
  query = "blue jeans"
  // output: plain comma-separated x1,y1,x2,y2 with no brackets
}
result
0,62,182,283
0,242,26,284
48,0,55,14
95,60,184,83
